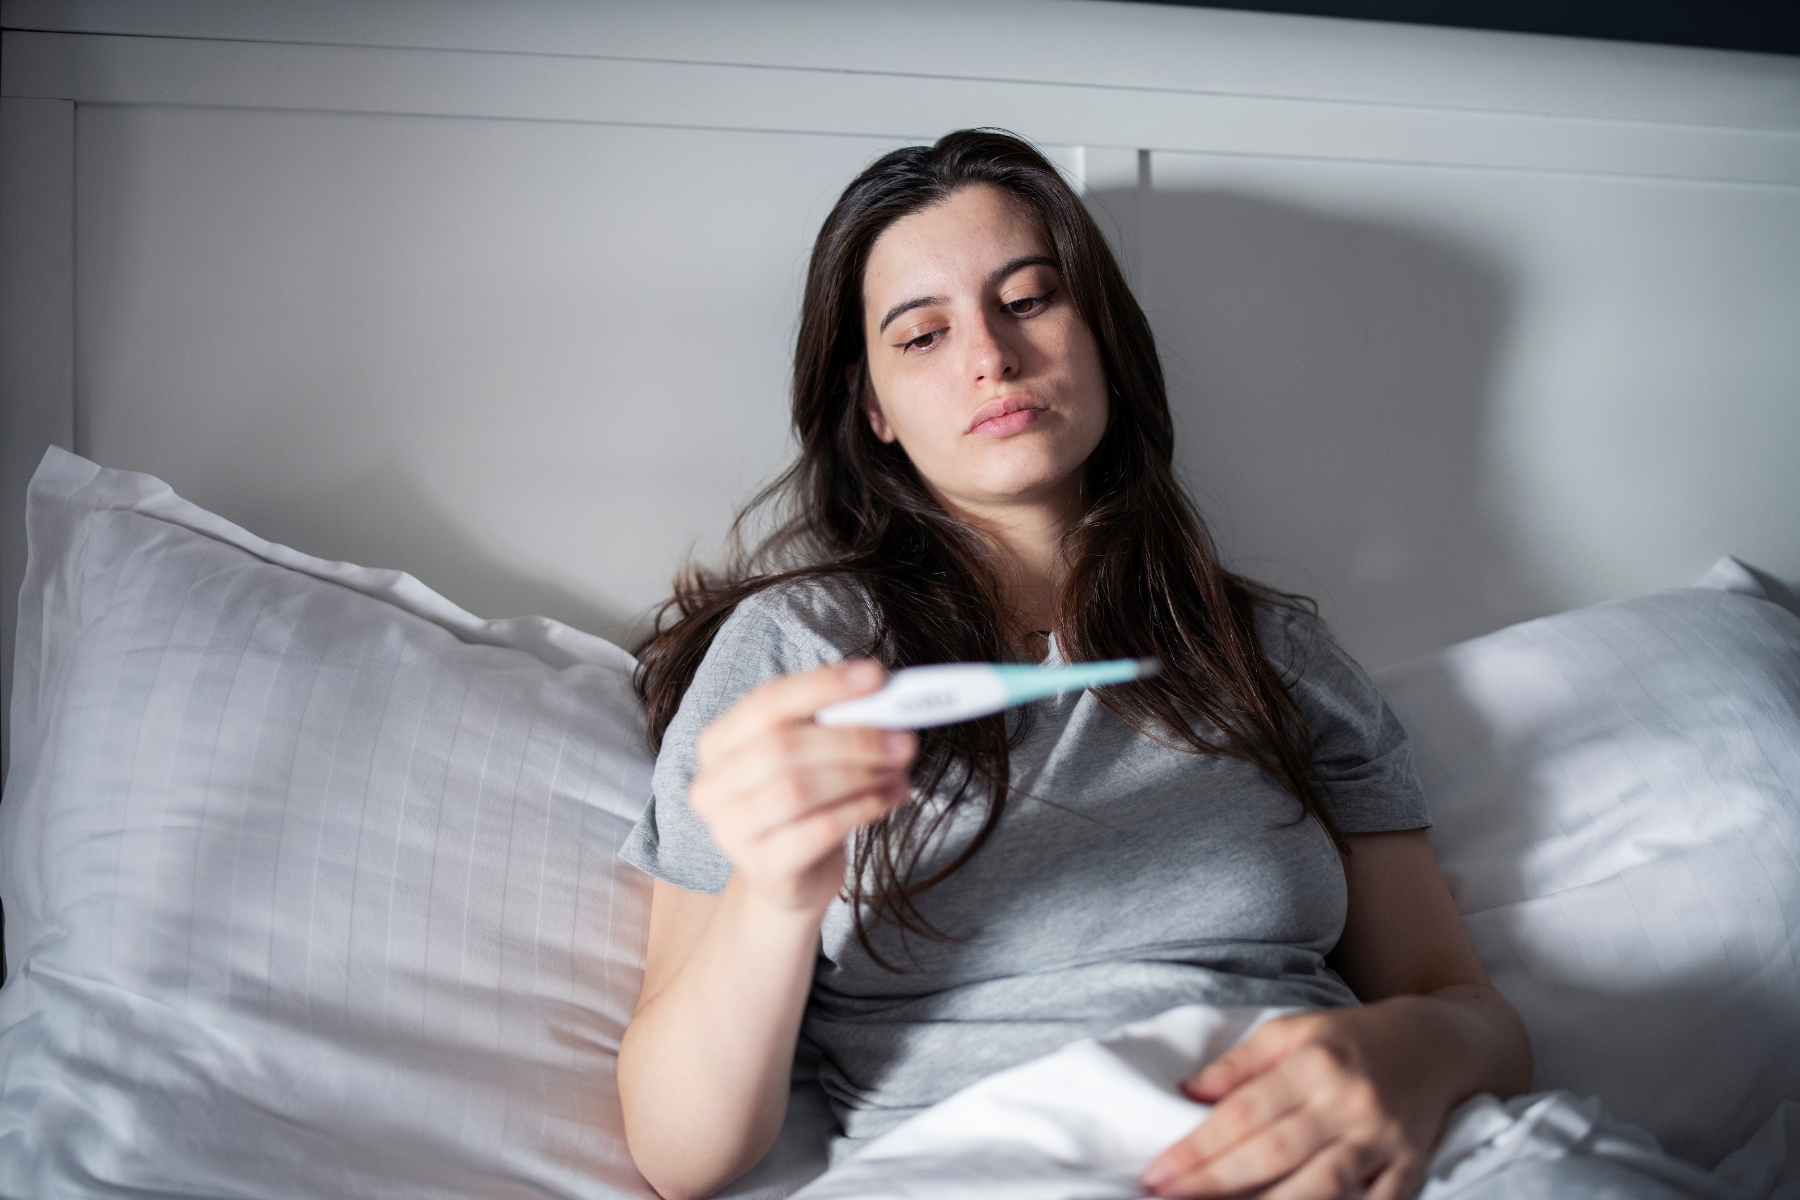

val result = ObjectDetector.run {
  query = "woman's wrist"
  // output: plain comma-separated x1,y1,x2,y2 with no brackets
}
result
1377,985,1533,1106
723,869,839,931
1432,983,1534,1098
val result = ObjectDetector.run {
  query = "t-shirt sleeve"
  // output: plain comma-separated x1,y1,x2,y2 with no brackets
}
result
1259,605,1431,834
618,581,875,894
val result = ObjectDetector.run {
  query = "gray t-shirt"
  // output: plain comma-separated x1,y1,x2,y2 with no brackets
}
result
619,579,1429,1153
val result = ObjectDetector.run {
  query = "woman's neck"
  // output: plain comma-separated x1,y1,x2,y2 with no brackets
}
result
933,478,1083,656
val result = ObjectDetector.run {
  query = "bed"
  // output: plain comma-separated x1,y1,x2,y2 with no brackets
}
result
3,3,1798,1195
1,448,1796,1197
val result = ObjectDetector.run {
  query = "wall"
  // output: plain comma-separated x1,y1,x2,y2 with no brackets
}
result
3,0,1797,764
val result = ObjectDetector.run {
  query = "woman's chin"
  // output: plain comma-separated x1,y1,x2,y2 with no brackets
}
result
943,465,1086,515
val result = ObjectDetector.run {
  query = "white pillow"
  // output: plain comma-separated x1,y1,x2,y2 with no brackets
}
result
1374,572,1800,1170
0,448,661,1197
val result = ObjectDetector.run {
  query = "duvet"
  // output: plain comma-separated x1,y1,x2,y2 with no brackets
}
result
792,1005,1800,1200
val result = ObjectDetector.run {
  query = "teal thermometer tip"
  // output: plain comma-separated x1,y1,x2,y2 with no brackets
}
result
815,656,1161,730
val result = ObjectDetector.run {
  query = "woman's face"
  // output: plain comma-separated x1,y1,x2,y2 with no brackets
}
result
858,184,1109,524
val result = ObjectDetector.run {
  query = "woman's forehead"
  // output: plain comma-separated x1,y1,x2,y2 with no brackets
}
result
863,185,1053,304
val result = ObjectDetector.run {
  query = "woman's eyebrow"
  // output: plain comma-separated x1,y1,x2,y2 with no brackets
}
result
987,254,1059,287
876,255,1060,336
879,294,946,335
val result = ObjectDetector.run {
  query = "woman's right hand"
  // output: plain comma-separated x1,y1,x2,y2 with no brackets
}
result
623,661,915,1199
688,660,917,916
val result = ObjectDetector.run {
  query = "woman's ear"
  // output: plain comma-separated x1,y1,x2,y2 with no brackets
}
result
847,361,897,444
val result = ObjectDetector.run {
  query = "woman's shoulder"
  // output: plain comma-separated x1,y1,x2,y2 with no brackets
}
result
651,571,875,773
1249,594,1338,678
673,572,880,714
1246,593,1429,830
1247,594,1389,730
718,571,878,661
629,574,877,896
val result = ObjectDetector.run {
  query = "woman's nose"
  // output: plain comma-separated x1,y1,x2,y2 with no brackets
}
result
968,311,1020,384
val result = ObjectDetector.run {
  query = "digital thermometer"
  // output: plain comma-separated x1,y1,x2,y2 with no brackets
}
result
814,657,1161,730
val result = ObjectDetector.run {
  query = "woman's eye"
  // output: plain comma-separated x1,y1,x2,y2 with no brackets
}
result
1004,294,1047,316
903,330,943,352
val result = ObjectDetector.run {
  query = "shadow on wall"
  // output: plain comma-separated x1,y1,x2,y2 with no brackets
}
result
1097,186,1557,670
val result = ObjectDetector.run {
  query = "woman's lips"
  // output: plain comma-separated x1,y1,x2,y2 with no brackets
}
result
967,396,1048,436
971,408,1042,437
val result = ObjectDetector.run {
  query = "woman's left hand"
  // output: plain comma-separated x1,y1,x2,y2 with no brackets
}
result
1140,998,1468,1200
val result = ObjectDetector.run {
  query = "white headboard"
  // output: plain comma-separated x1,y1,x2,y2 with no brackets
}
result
4,0,1798,770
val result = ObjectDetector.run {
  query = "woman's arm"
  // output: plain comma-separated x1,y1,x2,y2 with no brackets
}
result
617,662,916,1200
1141,829,1532,1200
618,879,823,1200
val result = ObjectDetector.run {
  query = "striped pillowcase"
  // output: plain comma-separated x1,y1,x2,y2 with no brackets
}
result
1,449,655,1198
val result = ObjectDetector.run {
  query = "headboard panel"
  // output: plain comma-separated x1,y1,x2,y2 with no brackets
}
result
4,0,1798,770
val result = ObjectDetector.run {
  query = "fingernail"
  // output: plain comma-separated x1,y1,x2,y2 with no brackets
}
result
884,730,913,758
1140,1161,1174,1192
845,660,883,687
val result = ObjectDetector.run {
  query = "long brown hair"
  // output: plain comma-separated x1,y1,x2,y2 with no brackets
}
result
635,128,1340,966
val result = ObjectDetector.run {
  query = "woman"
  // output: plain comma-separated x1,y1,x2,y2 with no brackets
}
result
615,129,1531,1200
